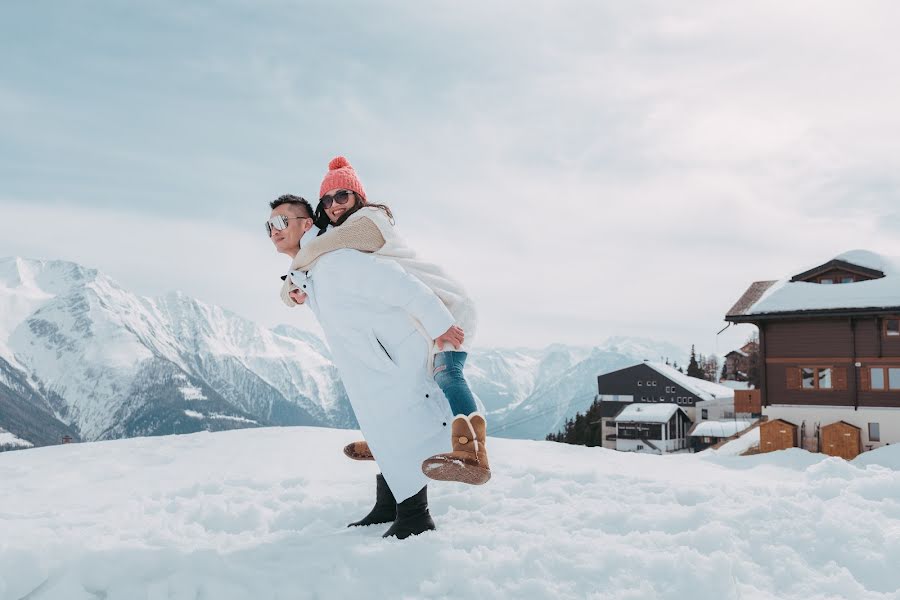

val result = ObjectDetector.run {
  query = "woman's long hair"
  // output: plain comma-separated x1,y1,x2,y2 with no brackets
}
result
314,192,394,236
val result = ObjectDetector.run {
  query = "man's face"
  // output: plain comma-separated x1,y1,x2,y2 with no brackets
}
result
269,205,312,255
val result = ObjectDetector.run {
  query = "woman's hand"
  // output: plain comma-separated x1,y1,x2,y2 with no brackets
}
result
435,325,465,350
289,289,308,305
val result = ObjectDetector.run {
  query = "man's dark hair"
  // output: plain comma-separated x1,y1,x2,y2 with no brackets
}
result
270,194,313,218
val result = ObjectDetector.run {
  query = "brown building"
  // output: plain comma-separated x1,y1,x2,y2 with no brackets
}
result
723,340,758,382
725,250,900,454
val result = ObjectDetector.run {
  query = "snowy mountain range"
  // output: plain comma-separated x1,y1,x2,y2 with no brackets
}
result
0,257,686,448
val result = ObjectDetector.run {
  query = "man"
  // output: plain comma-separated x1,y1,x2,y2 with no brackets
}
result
267,194,457,539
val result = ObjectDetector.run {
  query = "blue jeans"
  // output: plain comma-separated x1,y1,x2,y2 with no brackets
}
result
433,351,478,417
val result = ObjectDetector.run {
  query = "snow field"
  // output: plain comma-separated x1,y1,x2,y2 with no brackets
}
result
1,427,899,600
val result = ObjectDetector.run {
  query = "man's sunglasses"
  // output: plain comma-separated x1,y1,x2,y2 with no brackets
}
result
318,189,354,210
266,215,310,237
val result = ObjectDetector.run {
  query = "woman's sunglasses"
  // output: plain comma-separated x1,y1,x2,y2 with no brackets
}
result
265,215,310,237
318,189,354,210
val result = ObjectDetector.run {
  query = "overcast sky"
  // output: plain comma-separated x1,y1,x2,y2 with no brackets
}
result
3,1,900,356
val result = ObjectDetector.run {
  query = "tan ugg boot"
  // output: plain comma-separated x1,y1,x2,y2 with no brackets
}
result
421,412,491,485
343,440,374,461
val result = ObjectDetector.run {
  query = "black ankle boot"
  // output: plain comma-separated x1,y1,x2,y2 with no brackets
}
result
348,473,397,527
382,485,436,540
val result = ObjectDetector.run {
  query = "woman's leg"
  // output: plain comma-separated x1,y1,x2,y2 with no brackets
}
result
433,351,478,416
423,351,491,485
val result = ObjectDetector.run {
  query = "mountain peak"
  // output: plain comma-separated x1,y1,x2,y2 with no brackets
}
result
0,256,100,294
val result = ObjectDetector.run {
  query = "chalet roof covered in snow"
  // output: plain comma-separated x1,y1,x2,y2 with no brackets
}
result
718,380,754,391
644,362,736,402
614,403,683,423
727,250,900,321
690,420,753,438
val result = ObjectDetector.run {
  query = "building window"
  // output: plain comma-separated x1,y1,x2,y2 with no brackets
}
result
886,319,900,338
869,423,880,442
637,445,644,450
801,367,833,389
701,409,708,420
892,368,900,389
841,277,854,283
820,278,834,284
869,367,900,390
872,367,885,390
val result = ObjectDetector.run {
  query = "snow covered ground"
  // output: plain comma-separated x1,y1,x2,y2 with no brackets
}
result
706,426,761,456
2,428,899,600
0,429,32,449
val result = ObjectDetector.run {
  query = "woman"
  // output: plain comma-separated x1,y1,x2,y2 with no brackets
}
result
280,157,490,487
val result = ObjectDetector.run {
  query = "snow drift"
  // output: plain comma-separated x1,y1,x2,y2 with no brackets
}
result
2,428,899,600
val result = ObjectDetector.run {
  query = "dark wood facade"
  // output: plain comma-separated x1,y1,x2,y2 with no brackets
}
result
597,363,711,409
790,260,883,285
756,316,900,409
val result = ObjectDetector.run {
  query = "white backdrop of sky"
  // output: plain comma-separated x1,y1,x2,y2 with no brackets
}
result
3,0,900,356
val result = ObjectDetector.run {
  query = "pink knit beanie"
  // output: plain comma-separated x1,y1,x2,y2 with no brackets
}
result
319,156,367,200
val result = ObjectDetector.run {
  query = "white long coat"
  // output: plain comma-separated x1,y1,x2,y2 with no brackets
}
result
293,249,456,502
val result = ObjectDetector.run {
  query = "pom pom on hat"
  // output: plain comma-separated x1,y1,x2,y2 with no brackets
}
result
329,156,351,170
320,155,366,200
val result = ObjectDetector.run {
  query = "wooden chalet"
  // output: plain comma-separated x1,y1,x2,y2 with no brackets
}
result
596,362,736,451
723,340,758,382
725,250,900,454
613,403,692,454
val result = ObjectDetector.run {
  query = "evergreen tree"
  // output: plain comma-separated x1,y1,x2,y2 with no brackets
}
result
547,397,607,446
686,344,704,378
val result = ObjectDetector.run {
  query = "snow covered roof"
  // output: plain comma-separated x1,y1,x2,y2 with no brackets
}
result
615,403,683,423
718,380,754,391
727,250,900,319
690,420,753,438
643,362,736,402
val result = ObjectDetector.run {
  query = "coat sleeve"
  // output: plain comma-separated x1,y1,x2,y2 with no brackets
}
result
322,250,456,339
293,216,387,270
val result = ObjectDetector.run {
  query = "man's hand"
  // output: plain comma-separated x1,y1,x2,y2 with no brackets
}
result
289,289,308,305
435,325,465,350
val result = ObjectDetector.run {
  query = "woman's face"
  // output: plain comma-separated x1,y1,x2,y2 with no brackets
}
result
321,188,358,223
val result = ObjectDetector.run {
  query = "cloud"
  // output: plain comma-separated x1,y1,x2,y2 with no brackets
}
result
3,0,900,354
